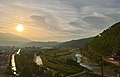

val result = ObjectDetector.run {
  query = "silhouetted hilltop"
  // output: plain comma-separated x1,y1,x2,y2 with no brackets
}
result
0,33,30,46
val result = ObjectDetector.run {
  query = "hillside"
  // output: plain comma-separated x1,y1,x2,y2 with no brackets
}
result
21,41,60,47
57,37,93,48
81,22,120,61
0,33,30,46
21,38,93,48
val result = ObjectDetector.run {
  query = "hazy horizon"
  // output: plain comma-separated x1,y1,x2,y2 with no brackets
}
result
0,0,120,41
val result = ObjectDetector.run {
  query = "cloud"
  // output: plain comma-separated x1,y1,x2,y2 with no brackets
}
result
31,15,49,28
0,26,4,28
83,16,113,29
0,0,120,41
31,15,62,31
82,12,120,29
30,15,79,34
68,20,101,37
106,13,120,21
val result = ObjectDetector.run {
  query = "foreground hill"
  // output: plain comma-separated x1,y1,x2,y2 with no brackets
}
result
57,37,93,48
81,22,120,61
0,33,30,46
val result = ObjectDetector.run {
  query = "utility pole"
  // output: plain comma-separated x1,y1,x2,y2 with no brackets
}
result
101,57,104,77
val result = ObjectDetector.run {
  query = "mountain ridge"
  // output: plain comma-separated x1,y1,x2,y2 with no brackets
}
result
0,32,30,46
56,37,93,48
21,41,61,47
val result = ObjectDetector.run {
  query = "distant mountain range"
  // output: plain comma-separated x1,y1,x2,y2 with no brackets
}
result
21,41,61,47
0,32,93,48
0,33,30,46
56,37,93,48
21,37,92,48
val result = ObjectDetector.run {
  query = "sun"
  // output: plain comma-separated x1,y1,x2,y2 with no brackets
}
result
16,24,24,32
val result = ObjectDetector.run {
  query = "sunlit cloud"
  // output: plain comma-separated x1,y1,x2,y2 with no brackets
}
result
0,0,120,41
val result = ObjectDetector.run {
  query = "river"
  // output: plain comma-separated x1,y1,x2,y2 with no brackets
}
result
75,53,92,70
34,53,43,65
11,49,21,75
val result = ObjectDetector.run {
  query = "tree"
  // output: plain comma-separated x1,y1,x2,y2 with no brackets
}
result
19,67,33,77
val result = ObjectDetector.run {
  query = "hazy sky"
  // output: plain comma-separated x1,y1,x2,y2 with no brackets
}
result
0,0,120,41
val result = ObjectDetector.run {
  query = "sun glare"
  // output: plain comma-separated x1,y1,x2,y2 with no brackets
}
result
16,24,24,32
